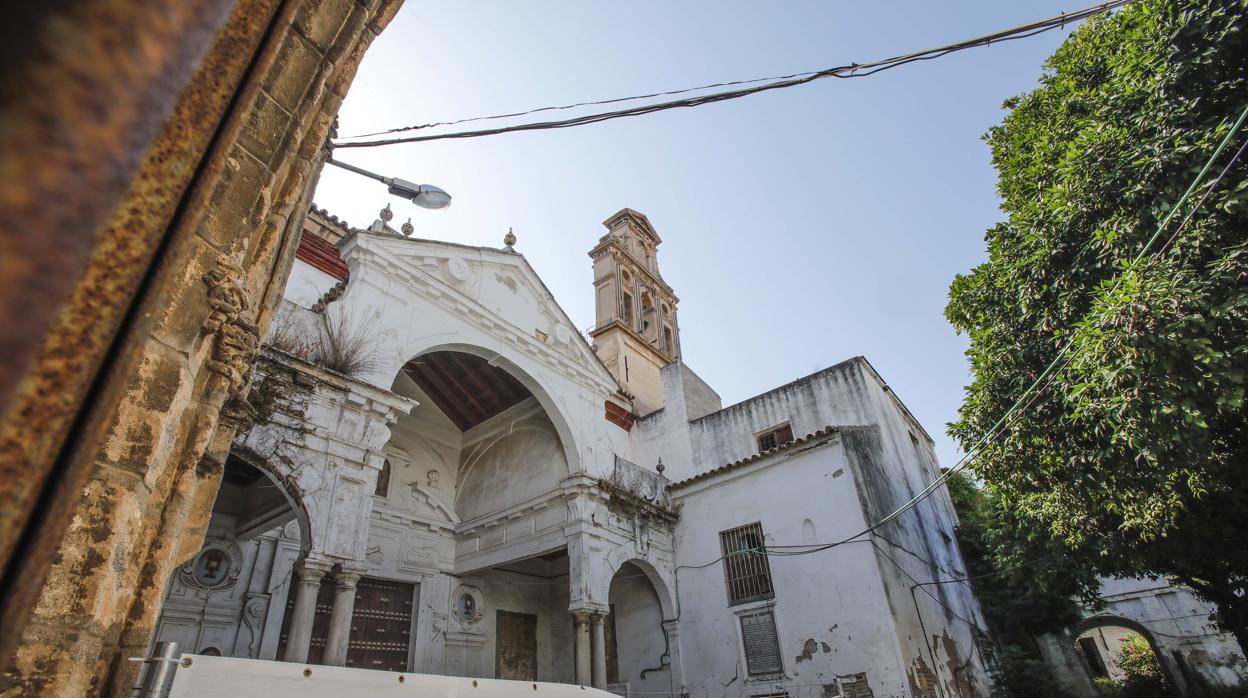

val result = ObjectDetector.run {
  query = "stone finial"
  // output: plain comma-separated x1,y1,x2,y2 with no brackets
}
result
656,457,665,475
401,218,414,236
380,203,394,222
503,227,517,251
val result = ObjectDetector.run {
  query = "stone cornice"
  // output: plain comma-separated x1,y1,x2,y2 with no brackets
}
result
260,347,416,420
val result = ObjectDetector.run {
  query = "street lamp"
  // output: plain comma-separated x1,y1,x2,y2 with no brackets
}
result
326,158,452,210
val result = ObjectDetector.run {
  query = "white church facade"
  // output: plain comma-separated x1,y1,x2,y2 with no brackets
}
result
150,205,993,698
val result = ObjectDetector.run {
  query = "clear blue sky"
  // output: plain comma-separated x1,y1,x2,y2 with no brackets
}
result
314,1,1085,468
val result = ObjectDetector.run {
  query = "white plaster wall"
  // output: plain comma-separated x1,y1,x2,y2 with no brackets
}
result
468,569,575,683
671,440,910,697
668,357,989,695
285,258,339,309
457,410,567,522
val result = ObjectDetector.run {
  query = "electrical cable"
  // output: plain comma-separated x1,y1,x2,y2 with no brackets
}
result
333,1,1131,149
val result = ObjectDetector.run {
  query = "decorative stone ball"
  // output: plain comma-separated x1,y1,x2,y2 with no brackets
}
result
503,227,517,248
380,203,394,222
401,218,414,236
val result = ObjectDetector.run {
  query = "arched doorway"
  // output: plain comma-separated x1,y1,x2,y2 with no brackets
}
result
150,454,310,660
1074,616,1182,696
606,562,674,694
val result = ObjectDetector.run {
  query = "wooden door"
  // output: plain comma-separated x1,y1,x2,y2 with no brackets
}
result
495,610,538,680
347,577,415,671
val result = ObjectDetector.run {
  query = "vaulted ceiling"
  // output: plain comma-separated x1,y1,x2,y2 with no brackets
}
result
404,351,533,432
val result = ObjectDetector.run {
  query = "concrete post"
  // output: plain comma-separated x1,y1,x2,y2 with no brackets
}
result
282,558,333,663
322,563,366,666
573,610,592,685
591,612,608,689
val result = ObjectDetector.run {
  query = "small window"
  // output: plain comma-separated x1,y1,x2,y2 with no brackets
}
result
375,459,391,497
756,423,794,453
720,522,774,605
663,325,673,352
739,608,783,676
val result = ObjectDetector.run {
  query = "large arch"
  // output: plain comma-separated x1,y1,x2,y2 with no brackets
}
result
603,554,676,621
1073,614,1184,696
225,449,314,558
393,342,584,477
607,561,674,691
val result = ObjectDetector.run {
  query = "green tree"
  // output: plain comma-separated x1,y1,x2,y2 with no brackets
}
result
947,473,1097,697
946,0,1248,652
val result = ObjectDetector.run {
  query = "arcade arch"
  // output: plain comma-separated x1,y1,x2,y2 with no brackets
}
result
606,561,674,692
1073,615,1181,696
149,454,310,660
388,347,575,524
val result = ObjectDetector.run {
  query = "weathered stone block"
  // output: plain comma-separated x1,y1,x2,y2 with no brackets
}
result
237,90,293,167
29,467,148,629
293,0,353,51
202,150,274,251
262,33,323,113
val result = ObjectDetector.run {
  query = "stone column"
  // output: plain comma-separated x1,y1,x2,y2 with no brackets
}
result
591,611,608,689
282,558,333,663
322,563,366,666
572,610,592,686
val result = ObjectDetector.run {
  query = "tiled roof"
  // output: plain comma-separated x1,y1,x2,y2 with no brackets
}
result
668,426,839,491
296,231,348,280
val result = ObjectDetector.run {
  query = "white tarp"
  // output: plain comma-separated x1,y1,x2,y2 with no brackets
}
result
166,655,617,698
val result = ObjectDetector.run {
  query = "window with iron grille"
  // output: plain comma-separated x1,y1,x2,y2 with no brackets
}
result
738,608,783,676
720,523,774,605
756,423,794,453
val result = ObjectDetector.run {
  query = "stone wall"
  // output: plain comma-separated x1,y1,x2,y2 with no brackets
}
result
0,0,405,695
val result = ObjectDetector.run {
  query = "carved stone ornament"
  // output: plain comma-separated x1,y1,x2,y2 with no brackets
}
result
365,545,384,566
180,537,245,597
202,254,260,396
442,258,471,285
450,584,484,627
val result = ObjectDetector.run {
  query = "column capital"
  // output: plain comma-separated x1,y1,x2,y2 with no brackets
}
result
333,561,368,587
295,557,334,581
569,602,608,619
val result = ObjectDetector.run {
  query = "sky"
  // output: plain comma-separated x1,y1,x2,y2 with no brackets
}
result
313,1,1084,468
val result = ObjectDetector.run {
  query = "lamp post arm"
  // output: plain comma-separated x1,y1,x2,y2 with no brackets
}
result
326,158,391,185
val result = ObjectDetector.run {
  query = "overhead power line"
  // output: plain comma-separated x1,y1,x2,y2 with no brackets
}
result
334,0,1132,149
671,99,1248,575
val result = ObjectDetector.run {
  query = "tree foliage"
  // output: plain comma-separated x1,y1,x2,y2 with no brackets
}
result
947,474,1096,697
946,0,1248,650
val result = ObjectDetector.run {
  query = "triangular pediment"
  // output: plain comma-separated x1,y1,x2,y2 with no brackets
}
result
344,232,618,391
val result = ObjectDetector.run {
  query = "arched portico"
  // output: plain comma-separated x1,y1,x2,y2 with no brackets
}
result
605,560,678,694
1073,615,1184,696
149,454,310,662
391,342,584,476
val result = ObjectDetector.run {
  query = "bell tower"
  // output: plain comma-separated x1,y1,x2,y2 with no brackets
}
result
589,208,680,416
